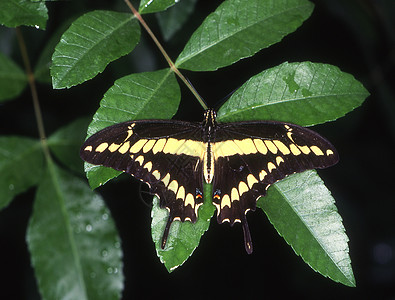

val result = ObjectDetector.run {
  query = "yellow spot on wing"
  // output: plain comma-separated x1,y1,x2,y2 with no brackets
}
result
108,143,121,152
310,145,324,156
163,138,184,154
214,140,239,157
143,161,152,172
264,140,278,154
95,142,108,153
253,139,268,154
247,174,258,188
233,139,256,154
118,141,130,154
221,194,231,209
259,170,267,181
273,140,290,155
152,138,166,154
276,156,284,166
298,145,311,154
231,187,239,202
290,144,301,155
326,149,334,156
168,180,178,193
238,181,249,195
176,186,185,200
162,173,170,187
135,155,144,165
267,162,276,172
152,170,160,180
84,145,93,152
143,139,156,153
185,193,195,208
130,139,147,153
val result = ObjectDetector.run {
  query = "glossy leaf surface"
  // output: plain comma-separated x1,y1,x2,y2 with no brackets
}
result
51,10,140,89
176,0,314,71
27,163,123,300
258,170,355,287
0,137,44,210
217,62,369,126
0,0,47,29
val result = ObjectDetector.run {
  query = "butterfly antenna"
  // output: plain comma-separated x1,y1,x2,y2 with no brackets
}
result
214,85,241,111
185,77,208,110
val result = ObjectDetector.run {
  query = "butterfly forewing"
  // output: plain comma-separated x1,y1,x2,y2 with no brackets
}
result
80,120,206,245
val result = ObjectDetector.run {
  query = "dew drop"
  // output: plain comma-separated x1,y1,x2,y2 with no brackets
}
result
85,224,92,232
34,25,40,29
102,213,109,221
8,184,14,190
114,241,121,249
107,267,113,274
101,249,108,257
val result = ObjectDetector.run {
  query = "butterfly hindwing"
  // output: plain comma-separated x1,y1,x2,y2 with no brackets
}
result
211,120,339,252
80,120,206,246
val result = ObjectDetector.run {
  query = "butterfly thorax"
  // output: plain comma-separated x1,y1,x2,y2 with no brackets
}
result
202,109,217,184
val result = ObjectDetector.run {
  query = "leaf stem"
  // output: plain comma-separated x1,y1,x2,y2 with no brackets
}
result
16,27,52,161
124,0,208,110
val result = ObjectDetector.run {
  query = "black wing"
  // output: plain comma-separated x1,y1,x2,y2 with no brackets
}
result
212,121,339,253
80,120,206,248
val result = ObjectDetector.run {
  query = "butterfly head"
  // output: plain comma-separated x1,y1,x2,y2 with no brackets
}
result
203,109,217,130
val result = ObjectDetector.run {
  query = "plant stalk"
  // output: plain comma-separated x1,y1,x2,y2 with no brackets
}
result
16,27,52,160
124,0,208,110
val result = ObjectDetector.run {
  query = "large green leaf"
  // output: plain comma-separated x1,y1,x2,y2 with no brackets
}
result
0,0,47,29
85,68,181,189
217,62,369,126
151,183,215,272
0,52,27,102
51,10,140,89
27,162,123,300
257,170,355,287
0,136,44,210
175,0,314,71
48,117,90,174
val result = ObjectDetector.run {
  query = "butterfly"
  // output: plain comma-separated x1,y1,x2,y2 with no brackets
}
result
80,109,338,253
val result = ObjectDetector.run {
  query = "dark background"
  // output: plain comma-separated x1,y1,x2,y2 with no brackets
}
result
1,0,394,299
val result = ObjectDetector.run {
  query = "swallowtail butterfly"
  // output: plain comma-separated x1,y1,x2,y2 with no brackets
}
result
80,109,338,253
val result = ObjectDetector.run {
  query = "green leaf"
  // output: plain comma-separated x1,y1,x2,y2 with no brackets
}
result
156,0,197,41
151,183,215,272
0,52,27,102
48,117,90,174
257,170,355,287
0,136,44,210
217,62,369,126
0,0,47,29
175,0,314,71
85,68,181,189
139,0,177,14
51,10,140,89
27,162,124,300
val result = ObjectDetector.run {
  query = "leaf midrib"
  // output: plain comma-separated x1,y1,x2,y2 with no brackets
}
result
176,2,311,67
